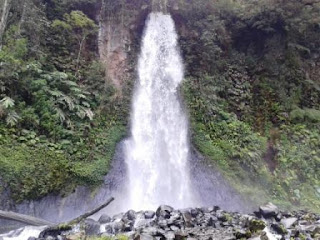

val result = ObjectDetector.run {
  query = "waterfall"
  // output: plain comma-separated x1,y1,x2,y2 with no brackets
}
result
124,12,195,211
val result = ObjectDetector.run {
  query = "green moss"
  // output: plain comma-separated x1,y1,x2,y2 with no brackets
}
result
249,219,266,232
87,235,129,240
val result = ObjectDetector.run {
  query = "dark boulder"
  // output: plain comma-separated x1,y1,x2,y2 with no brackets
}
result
84,218,101,236
98,214,112,224
144,211,155,219
156,205,173,219
259,203,279,218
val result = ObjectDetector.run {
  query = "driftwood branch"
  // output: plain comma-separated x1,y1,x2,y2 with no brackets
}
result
0,210,53,226
39,197,115,238
68,196,115,225
0,196,114,231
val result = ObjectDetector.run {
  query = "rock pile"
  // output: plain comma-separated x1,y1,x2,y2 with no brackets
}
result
34,203,320,240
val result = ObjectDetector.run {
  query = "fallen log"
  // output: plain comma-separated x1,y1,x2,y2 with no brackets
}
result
39,197,115,238
67,196,114,225
0,196,114,230
0,210,53,226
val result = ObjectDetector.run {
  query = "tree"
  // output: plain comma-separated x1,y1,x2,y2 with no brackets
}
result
0,0,12,48
52,11,98,76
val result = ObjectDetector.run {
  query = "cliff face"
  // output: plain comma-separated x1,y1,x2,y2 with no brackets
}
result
96,0,186,95
60,0,320,212
97,1,148,96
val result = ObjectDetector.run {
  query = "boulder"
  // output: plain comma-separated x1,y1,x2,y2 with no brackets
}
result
134,218,151,229
144,211,155,219
271,223,288,235
156,205,173,219
104,224,113,234
84,218,101,236
259,203,279,218
164,230,175,239
124,210,136,221
98,214,112,224
249,219,266,232
281,217,298,228
113,220,125,233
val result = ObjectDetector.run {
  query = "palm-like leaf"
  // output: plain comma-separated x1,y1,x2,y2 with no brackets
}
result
6,111,20,126
57,95,75,110
0,96,15,109
54,106,66,122
76,106,94,120
48,90,64,97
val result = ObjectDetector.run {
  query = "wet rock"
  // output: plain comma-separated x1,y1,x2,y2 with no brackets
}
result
141,226,158,235
113,220,125,233
249,219,266,232
134,233,154,240
170,225,180,231
144,211,155,219
281,217,298,228
98,214,112,224
124,210,136,221
190,208,199,218
272,223,288,235
235,229,251,239
105,224,113,234
112,212,125,221
134,218,151,229
259,203,279,218
181,210,194,228
156,205,173,219
164,230,175,239
84,218,101,236
29,205,320,240
158,219,168,229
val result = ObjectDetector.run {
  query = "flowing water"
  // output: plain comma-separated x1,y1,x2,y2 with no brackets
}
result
124,12,195,210
0,12,255,239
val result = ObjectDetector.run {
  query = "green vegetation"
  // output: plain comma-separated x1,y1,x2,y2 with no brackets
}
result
86,235,128,240
0,0,319,213
0,0,128,202
179,0,320,211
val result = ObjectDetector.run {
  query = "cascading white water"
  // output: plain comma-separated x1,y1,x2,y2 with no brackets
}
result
125,12,195,211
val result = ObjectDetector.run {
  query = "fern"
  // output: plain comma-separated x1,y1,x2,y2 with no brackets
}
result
54,106,66,123
76,106,94,120
6,111,20,126
48,90,64,97
0,96,15,109
58,95,75,111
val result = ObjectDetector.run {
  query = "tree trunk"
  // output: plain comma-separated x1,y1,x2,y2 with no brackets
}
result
75,35,87,77
0,0,12,48
0,210,53,226
17,0,28,35
39,197,115,238
0,197,114,229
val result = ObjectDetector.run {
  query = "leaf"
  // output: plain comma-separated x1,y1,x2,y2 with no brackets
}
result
0,96,15,109
48,90,64,97
57,95,75,110
54,107,66,123
63,80,78,87
6,111,20,126
76,106,94,120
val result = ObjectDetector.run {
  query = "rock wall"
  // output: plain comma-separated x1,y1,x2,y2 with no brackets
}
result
97,0,187,96
98,0,150,96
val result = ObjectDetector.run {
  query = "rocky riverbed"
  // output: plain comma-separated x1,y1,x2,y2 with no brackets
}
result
4,203,320,240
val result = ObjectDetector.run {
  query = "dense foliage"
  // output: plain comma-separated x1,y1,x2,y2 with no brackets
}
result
0,0,127,201
0,0,319,213
178,0,320,211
